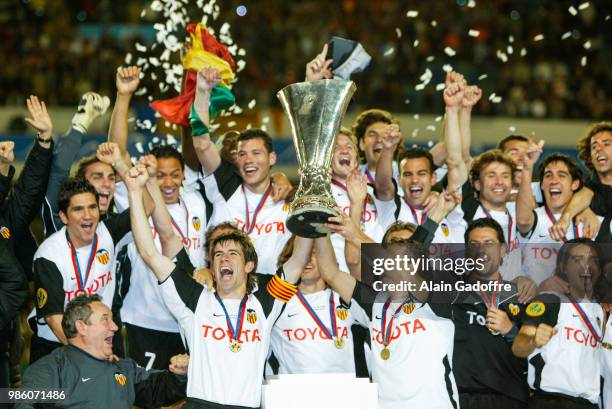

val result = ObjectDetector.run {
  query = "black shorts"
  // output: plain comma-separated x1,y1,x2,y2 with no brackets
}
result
460,392,526,409
125,323,186,370
528,393,598,409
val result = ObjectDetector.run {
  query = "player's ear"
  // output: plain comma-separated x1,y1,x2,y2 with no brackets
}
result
245,261,255,274
269,152,277,167
473,179,481,193
59,210,69,225
75,319,88,336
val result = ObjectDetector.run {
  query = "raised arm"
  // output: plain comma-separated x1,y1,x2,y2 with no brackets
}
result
125,165,176,282
459,81,482,164
443,74,468,193
139,155,184,258
314,236,357,304
374,124,400,200
305,44,333,82
109,66,141,162
345,170,369,278
282,236,314,284
550,187,593,241
191,68,222,175
516,136,544,234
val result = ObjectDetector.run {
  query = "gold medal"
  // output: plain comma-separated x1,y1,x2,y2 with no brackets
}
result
230,340,242,353
380,347,390,360
334,337,345,349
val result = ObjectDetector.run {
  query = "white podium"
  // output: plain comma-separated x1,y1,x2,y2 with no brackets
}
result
262,373,378,409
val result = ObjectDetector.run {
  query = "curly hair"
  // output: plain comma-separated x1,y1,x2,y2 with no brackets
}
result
576,121,612,172
469,149,517,185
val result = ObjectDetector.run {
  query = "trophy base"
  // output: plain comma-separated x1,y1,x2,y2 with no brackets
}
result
287,206,339,238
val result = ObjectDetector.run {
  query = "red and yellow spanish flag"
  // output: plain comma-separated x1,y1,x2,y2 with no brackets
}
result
150,23,236,127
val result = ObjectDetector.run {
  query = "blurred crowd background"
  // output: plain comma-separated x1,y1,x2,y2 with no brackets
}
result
1,0,610,130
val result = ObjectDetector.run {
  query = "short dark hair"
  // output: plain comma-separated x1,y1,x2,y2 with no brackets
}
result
576,121,612,172
465,218,505,244
62,294,102,339
204,222,239,261
75,156,114,180
497,135,528,152
151,145,185,171
382,221,417,244
58,178,98,214
210,230,258,274
398,147,435,174
237,129,274,154
469,149,517,185
351,109,399,163
536,153,583,188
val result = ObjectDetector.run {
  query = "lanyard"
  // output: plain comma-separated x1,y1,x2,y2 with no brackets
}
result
242,183,272,235
67,233,98,292
544,207,579,242
170,198,189,244
296,289,338,341
568,296,602,344
214,293,248,344
480,205,513,251
475,276,502,309
405,200,426,225
364,169,375,185
381,298,406,347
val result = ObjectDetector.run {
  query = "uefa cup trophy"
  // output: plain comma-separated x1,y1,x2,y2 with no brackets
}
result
277,79,356,238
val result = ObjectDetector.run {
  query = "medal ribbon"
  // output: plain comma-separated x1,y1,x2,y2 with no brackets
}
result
242,183,272,235
568,295,602,343
364,169,375,185
296,289,338,341
476,276,502,309
381,298,406,347
170,198,190,244
406,200,426,225
480,205,513,252
544,206,579,242
332,179,371,211
67,233,98,292
214,293,248,343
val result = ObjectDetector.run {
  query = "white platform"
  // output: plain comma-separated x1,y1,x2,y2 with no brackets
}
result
262,373,378,409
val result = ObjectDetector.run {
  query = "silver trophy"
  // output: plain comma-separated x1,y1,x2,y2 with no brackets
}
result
277,79,356,238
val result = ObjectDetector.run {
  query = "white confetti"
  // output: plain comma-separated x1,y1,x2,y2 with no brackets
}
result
135,87,147,96
496,50,508,63
227,121,237,127
478,74,488,80
435,116,443,122
140,9,146,18
236,60,246,72
435,83,446,91
581,56,587,66
247,99,256,109
124,53,132,64
509,35,514,43
426,125,436,132
415,83,426,91
384,47,395,56
238,48,246,56
135,142,144,153
444,47,456,57
489,93,498,101
507,45,514,55
578,2,589,10
569,6,578,15
533,34,544,42
468,29,480,38
520,48,527,56
135,42,147,52
426,56,435,62
262,116,270,124
149,57,160,66
492,96,502,103
395,28,402,38
467,0,476,7
406,10,419,18
150,0,162,12
583,40,591,49
404,99,411,104
431,20,437,27
509,126,517,132
413,40,420,47
412,128,419,137
166,135,177,145
413,114,420,120
232,106,243,115
561,31,572,40
442,64,453,72
128,117,135,123
419,68,432,82
606,15,611,21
